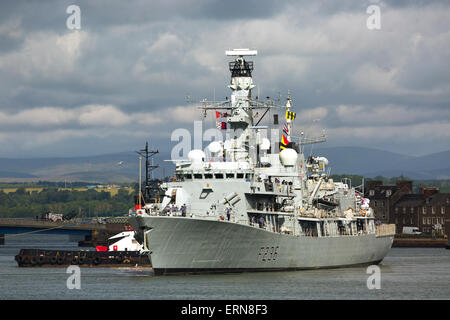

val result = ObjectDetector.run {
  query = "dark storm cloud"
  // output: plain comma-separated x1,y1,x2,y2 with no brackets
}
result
2,0,289,34
0,0,449,157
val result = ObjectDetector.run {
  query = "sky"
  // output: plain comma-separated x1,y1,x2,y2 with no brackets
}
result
0,0,449,158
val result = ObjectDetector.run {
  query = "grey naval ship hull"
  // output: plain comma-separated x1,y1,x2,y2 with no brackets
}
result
129,216,394,275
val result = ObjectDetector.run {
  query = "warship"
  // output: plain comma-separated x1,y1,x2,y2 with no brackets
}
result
129,49,395,275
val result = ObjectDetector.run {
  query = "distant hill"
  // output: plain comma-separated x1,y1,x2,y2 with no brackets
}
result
0,171,37,178
312,146,450,180
0,150,175,183
311,146,414,175
0,147,448,182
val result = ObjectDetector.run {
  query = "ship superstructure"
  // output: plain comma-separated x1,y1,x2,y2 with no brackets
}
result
129,49,395,275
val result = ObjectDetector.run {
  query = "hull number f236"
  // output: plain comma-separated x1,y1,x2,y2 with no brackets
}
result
258,246,279,262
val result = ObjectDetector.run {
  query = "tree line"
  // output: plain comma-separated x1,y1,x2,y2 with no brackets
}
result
0,187,136,218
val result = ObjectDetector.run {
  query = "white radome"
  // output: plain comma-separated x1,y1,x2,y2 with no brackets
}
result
279,148,298,167
208,141,223,154
188,149,206,164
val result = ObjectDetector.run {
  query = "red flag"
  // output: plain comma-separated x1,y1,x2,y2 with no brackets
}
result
216,111,221,118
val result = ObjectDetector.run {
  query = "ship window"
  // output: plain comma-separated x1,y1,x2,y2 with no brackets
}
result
215,173,223,179
226,173,234,179
194,174,202,179
204,174,213,179
237,173,244,179
184,174,192,179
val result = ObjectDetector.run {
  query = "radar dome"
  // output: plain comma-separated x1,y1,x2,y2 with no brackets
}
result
279,148,298,167
188,149,205,164
208,141,222,154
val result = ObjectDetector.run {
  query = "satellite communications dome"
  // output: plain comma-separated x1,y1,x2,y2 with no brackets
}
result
208,141,223,154
188,149,206,164
279,148,298,167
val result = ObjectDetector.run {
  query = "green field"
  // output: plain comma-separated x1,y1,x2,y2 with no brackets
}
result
0,187,134,196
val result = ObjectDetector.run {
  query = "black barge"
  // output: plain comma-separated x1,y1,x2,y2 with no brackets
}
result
15,248,151,267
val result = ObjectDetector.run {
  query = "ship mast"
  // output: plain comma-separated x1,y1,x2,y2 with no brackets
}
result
225,49,257,162
197,49,289,164
136,142,159,203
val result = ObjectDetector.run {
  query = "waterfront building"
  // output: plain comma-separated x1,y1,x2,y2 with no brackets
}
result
365,180,412,224
367,181,449,236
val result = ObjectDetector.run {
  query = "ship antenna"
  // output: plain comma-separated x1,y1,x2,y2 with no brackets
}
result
138,155,142,207
137,141,159,203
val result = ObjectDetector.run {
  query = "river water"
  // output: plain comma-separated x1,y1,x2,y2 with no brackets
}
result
0,234,449,300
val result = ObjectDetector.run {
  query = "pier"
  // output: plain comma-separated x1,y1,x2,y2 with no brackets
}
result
0,217,128,246
392,237,448,248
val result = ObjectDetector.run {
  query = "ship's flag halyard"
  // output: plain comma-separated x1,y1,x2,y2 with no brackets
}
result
280,134,290,150
286,110,296,120
216,121,227,129
283,123,289,136
215,111,229,118
215,111,227,129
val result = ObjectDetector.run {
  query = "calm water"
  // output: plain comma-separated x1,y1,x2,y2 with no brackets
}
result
0,234,449,300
